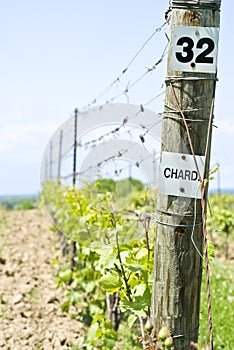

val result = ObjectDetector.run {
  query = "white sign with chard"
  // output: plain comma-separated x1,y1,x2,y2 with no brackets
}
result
171,26,219,73
158,152,205,199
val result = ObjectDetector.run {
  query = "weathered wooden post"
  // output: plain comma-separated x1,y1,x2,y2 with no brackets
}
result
71,108,78,269
152,1,222,349
49,140,53,180
57,129,63,178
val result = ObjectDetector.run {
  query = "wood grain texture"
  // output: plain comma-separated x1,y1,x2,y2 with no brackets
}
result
152,2,221,349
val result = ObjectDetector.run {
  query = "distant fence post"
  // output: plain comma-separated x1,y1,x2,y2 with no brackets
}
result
57,129,63,179
71,108,78,269
49,141,53,180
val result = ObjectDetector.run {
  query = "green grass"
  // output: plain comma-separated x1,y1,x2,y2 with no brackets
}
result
199,260,234,349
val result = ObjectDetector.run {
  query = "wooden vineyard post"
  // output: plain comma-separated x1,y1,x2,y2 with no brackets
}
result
57,129,63,179
71,108,78,270
152,1,222,349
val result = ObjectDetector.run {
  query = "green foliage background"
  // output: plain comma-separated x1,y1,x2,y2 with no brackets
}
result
40,181,234,350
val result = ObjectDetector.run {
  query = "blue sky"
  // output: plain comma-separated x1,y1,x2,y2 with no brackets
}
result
0,1,233,195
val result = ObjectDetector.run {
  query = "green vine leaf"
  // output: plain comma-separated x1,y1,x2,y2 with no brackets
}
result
99,272,123,293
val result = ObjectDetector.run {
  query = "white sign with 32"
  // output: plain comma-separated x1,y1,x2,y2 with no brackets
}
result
171,26,219,73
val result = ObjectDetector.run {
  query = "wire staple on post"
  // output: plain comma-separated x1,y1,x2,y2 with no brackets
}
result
172,324,200,340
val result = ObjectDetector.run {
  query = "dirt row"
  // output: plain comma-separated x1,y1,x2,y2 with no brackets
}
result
0,209,83,350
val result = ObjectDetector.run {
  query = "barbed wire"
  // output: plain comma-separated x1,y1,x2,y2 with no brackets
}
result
44,86,165,185
41,17,169,190
45,90,164,177
101,37,169,106
77,91,165,150
60,115,162,180
45,96,164,182
81,22,168,110
41,17,169,183
85,149,160,181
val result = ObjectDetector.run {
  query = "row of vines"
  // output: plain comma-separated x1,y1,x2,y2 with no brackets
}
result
40,180,234,349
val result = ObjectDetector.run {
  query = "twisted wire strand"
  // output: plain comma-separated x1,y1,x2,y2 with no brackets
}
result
81,21,167,110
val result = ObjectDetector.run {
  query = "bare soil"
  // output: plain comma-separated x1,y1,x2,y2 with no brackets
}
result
0,209,83,350
0,208,233,350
